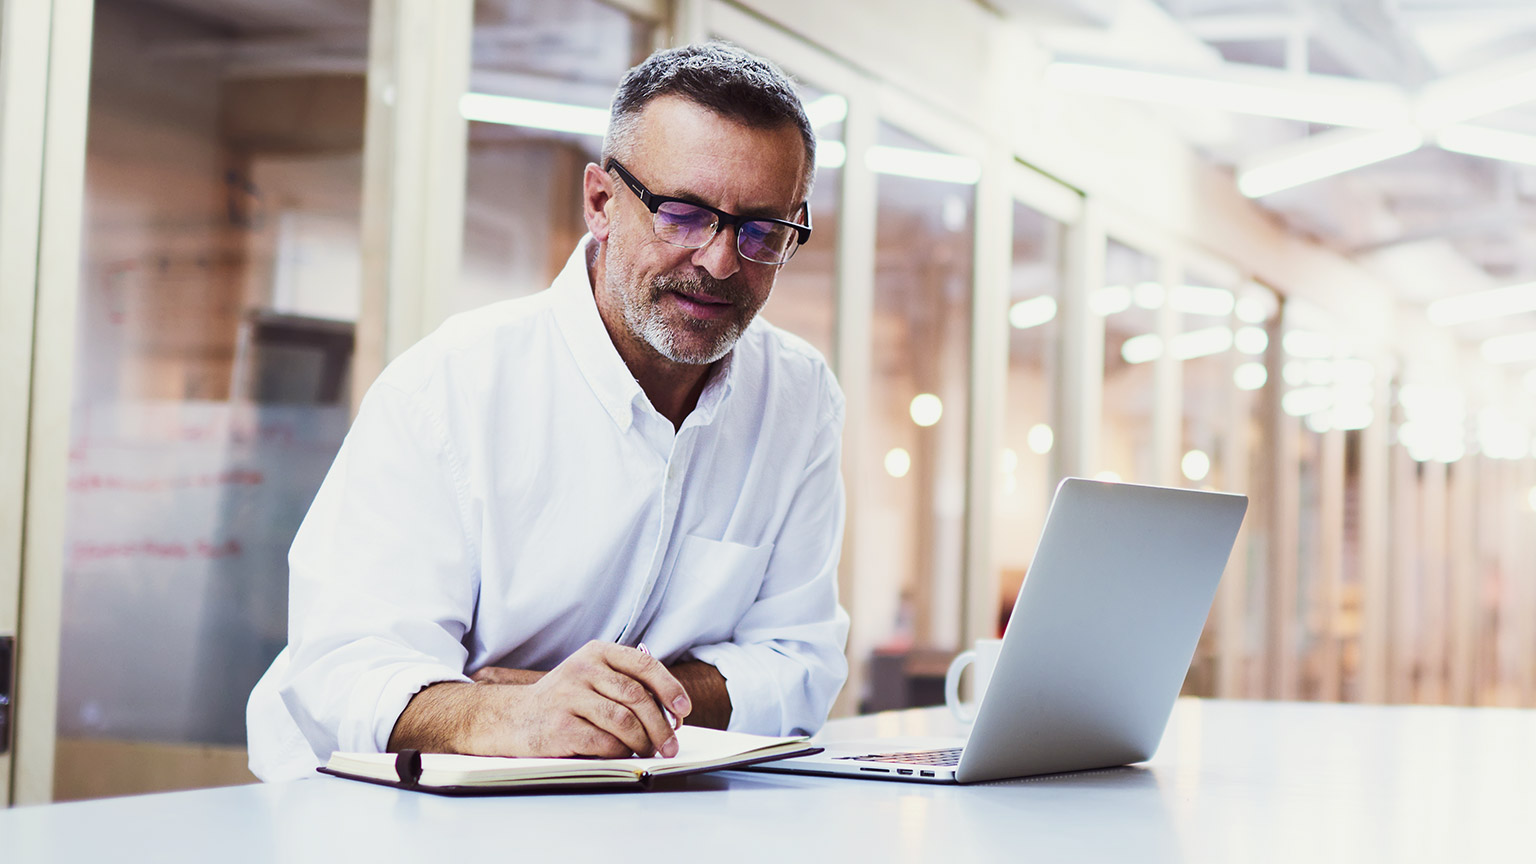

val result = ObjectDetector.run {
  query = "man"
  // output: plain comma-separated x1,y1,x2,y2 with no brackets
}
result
246,42,849,781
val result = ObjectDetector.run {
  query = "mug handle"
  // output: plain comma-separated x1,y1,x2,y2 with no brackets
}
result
944,649,979,723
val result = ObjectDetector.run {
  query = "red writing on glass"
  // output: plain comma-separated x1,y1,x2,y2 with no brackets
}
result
70,538,244,564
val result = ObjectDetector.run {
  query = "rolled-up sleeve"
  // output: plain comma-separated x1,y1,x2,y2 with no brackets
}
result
688,396,850,737
275,376,478,761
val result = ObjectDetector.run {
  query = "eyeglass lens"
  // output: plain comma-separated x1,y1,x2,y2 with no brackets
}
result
654,201,798,264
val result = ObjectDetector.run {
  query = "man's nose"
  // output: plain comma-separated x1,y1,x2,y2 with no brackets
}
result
691,226,741,281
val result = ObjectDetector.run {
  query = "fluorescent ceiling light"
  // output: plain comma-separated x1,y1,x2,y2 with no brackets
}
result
1282,386,1332,417
804,94,848,129
1009,295,1058,329
1398,418,1466,464
1415,58,1536,130
1172,326,1235,359
1027,424,1054,455
1181,449,1211,482
1121,333,1163,365
1120,326,1234,364
460,93,609,136
1045,61,1409,128
1233,362,1267,391
1481,332,1536,364
1238,127,1424,197
1234,326,1268,355
1234,295,1270,323
1437,123,1536,167
1169,284,1236,317
1123,282,1234,316
1092,285,1132,317
909,393,944,427
817,140,847,169
1427,281,1536,326
866,146,981,184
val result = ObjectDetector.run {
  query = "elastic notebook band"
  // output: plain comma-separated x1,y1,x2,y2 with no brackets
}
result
394,749,423,787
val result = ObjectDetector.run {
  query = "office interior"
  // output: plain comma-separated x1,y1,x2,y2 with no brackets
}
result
2,0,1535,806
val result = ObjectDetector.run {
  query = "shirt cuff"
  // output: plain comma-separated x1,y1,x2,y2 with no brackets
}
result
685,642,780,735
346,662,472,753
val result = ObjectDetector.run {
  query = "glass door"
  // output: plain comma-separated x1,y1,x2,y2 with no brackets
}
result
46,0,370,801
856,122,976,710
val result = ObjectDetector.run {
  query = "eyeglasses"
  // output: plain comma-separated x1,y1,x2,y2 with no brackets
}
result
606,159,811,265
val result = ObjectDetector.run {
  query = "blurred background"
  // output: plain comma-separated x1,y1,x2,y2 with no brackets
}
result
3,0,1535,803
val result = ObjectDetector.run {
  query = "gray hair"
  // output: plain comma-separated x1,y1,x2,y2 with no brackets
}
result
602,42,817,202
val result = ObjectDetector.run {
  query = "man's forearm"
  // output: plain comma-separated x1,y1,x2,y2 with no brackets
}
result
387,681,488,753
670,660,731,729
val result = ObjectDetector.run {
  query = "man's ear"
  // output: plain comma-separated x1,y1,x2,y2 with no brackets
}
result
582,163,615,242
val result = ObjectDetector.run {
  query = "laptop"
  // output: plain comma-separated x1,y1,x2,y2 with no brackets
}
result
750,477,1247,784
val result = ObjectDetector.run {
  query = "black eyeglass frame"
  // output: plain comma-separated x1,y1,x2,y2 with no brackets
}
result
605,158,812,264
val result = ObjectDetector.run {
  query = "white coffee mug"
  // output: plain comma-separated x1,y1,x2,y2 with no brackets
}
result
944,638,1003,723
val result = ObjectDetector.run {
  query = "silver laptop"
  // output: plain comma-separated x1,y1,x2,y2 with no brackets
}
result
751,477,1247,784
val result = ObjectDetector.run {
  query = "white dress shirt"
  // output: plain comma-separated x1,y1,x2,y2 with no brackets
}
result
246,239,850,782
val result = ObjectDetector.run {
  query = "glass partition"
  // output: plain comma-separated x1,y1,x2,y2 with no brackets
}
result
1098,239,1158,482
855,122,975,710
756,84,840,359
52,0,369,800
1226,281,1280,698
994,200,1063,635
1174,267,1241,696
456,0,652,313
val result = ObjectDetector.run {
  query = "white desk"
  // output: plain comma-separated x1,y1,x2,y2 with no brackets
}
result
3,699,1533,863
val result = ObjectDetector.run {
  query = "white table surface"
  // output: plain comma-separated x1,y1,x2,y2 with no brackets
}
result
3,698,1534,863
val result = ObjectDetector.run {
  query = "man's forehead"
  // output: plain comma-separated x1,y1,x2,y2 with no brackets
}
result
626,96,807,205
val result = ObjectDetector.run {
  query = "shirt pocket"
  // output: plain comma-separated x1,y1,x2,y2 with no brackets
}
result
643,534,774,654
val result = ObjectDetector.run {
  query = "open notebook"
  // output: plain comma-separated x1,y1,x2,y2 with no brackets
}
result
319,726,819,795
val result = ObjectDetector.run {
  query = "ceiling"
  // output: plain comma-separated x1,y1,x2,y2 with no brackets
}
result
997,0,1536,365
126,0,1536,373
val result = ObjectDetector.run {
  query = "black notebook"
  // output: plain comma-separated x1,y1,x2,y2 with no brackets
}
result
318,726,821,795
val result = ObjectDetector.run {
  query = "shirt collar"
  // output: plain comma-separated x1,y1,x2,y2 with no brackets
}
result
551,236,738,432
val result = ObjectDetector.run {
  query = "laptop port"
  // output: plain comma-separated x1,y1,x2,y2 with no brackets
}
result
920,771,934,777
859,767,889,773
897,769,913,775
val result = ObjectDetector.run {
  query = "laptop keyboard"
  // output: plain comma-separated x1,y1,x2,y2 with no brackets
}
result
833,747,963,766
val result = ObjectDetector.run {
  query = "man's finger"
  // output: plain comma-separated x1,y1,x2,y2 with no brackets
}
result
587,669,677,756
604,644,692,721
570,688,666,757
558,713,633,759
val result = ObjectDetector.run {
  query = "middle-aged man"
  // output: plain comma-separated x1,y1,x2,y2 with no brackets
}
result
246,42,850,782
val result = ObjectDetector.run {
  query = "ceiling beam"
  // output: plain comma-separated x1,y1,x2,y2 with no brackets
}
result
1182,13,1308,43
1304,0,1437,85
1237,126,1424,197
1045,57,1410,128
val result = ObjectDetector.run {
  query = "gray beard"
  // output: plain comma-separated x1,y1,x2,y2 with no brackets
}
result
622,273,752,365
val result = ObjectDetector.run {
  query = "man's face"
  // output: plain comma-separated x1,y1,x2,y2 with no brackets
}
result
589,95,807,367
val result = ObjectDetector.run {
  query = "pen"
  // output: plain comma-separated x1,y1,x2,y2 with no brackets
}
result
636,642,681,731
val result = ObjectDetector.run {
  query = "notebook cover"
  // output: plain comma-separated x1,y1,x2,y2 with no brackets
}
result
315,745,823,797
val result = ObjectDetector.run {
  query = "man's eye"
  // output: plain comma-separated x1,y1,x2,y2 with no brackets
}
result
656,202,715,231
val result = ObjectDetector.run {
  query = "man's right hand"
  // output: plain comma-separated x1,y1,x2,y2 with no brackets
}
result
387,640,692,759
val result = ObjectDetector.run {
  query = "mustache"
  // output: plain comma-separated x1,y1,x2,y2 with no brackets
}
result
651,273,751,305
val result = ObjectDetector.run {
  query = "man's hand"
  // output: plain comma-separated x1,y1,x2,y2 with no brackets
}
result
388,640,692,759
